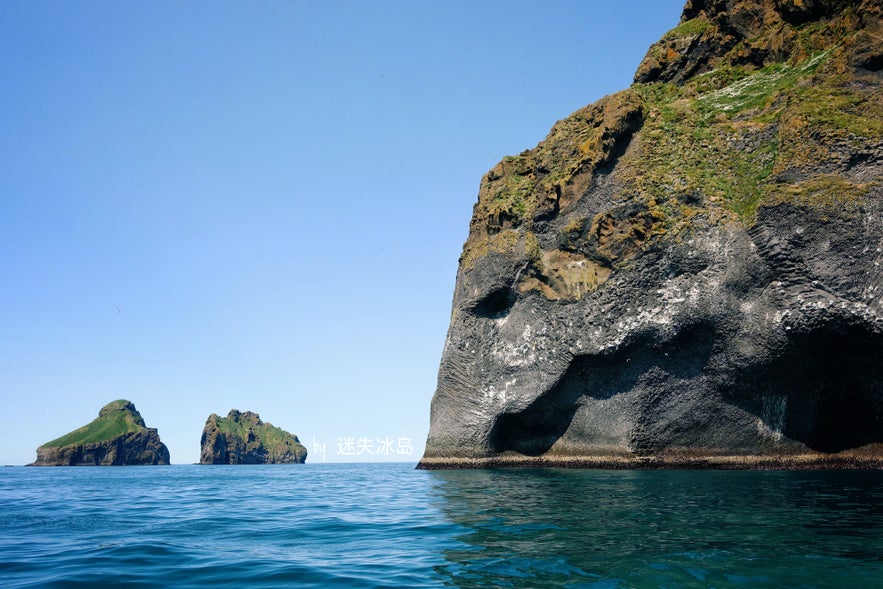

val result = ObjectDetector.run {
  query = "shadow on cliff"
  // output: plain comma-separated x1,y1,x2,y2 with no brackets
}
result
489,319,883,457
728,321,883,454
488,323,716,456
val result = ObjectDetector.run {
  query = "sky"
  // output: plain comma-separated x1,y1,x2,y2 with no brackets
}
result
0,0,685,465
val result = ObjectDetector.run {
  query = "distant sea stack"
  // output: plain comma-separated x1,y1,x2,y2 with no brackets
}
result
32,400,170,466
200,410,307,464
420,0,883,469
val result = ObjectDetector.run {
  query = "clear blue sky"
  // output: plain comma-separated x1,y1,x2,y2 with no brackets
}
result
0,1,684,464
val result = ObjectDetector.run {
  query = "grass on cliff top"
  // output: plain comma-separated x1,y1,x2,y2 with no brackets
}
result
630,41,878,225
214,412,304,449
41,404,144,448
664,17,712,40
460,13,880,274
632,81,780,224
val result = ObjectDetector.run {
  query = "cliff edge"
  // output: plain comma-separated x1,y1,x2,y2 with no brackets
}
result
420,0,883,469
200,410,307,464
32,400,170,466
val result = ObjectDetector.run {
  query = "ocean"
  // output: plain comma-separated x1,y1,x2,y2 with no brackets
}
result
2,463,882,588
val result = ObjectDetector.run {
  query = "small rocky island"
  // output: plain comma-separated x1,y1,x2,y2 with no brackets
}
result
32,400,170,466
200,410,307,464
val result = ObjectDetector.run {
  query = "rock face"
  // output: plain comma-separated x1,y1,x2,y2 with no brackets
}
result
420,0,883,469
200,410,307,464
32,400,170,466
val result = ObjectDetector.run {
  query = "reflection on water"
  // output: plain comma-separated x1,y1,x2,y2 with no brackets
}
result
428,468,883,588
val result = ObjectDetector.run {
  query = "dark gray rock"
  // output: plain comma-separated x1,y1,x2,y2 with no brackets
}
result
33,429,170,466
32,400,170,466
419,0,883,469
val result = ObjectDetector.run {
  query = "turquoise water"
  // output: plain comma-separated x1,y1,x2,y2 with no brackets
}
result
2,464,882,588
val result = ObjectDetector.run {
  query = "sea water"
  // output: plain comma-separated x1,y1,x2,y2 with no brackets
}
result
2,463,882,588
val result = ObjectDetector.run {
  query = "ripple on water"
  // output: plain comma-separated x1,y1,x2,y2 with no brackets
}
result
2,465,883,588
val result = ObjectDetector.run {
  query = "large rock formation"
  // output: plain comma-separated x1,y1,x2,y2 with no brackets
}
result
32,400,170,466
200,410,307,464
420,0,883,469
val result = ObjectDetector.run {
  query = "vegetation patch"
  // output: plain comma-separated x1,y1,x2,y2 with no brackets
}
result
696,49,832,114
487,168,535,220
664,18,713,40
460,229,523,270
213,412,302,448
629,81,780,224
764,175,872,213
42,401,144,448
469,91,643,238
789,83,883,139
461,6,879,274
625,36,876,225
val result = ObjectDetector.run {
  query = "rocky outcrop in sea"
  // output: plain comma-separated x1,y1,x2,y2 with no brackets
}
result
32,400,170,466
200,410,307,464
420,0,883,469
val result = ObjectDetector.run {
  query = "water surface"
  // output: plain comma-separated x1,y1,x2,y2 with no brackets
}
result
1,464,882,587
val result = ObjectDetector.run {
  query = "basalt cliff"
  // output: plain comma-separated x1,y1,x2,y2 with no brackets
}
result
419,0,883,469
32,400,170,466
200,410,307,464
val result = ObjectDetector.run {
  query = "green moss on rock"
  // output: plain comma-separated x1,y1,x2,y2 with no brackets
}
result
765,174,872,213
455,0,878,290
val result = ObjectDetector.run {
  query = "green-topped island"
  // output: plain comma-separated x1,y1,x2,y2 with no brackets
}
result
200,409,307,464
32,400,170,466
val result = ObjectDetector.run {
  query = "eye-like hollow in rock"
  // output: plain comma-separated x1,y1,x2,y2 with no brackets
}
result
470,287,516,319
